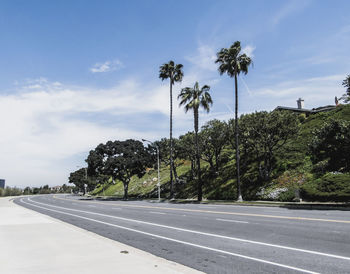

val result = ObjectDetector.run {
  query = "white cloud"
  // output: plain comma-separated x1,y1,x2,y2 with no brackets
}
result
0,78,195,188
90,59,123,73
242,45,256,58
185,45,217,71
252,74,344,110
272,0,311,25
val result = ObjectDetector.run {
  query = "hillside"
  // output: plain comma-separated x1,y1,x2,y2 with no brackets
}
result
91,104,350,201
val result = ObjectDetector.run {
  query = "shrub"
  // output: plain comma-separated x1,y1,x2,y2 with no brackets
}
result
301,173,350,202
277,188,296,202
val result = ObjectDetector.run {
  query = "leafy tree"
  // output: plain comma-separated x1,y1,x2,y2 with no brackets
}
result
178,82,213,201
154,137,182,183
86,144,106,178
238,110,300,182
309,119,350,172
216,41,252,201
69,168,88,194
159,60,184,199
200,119,229,172
23,187,31,195
341,75,350,103
87,140,152,200
178,132,197,177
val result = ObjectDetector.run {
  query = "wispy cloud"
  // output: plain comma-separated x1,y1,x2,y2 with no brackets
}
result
242,45,256,58
90,59,123,73
185,45,217,71
253,74,343,110
272,0,312,25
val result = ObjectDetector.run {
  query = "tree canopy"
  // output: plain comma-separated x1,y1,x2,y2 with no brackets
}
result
86,139,153,199
310,119,350,173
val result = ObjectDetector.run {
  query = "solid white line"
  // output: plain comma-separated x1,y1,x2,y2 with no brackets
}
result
88,205,97,207
112,207,122,210
20,198,318,274
25,197,350,262
149,211,166,215
216,218,249,224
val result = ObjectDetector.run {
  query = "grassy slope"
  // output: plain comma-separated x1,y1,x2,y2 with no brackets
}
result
91,161,193,199
92,104,350,200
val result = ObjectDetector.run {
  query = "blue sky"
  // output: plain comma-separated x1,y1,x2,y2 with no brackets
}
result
0,0,349,187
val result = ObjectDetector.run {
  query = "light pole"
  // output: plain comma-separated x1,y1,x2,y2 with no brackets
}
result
142,139,161,202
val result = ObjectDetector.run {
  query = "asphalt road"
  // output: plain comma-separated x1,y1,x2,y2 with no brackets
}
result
15,195,350,274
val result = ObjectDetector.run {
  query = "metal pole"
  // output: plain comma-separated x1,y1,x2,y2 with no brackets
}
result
85,168,88,195
157,145,160,202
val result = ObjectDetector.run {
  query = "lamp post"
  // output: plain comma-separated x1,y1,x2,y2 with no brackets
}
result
142,139,161,202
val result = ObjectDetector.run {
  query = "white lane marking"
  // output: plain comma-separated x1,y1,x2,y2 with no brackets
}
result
20,198,318,274
25,197,350,262
149,211,166,215
216,218,249,224
88,205,96,208
112,207,122,210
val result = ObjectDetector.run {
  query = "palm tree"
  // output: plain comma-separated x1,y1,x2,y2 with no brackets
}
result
159,60,184,199
178,82,213,201
215,41,252,202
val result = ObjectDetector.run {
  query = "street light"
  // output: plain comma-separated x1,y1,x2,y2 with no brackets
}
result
142,139,161,202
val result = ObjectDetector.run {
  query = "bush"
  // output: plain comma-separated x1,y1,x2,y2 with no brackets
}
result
301,173,350,202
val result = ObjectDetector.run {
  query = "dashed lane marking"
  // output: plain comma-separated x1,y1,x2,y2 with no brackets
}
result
216,218,249,224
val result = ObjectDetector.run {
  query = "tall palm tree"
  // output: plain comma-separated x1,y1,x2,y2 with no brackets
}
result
215,41,252,202
159,60,184,199
178,82,213,201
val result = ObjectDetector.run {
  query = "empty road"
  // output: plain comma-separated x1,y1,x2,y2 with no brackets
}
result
15,195,350,274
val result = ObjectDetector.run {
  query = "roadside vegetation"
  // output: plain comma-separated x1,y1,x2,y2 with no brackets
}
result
0,184,73,197
68,41,350,203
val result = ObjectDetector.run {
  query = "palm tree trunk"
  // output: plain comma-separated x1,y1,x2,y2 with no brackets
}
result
169,78,174,199
194,108,202,201
234,70,243,202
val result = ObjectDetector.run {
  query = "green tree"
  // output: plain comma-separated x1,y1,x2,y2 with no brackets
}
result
341,75,350,103
310,119,350,173
87,140,152,200
159,60,184,199
178,82,213,201
215,41,252,201
238,110,300,182
69,168,88,194
178,132,196,177
23,186,32,195
200,119,229,172
154,137,181,184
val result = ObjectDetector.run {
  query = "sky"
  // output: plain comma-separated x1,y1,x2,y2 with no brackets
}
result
0,0,349,187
